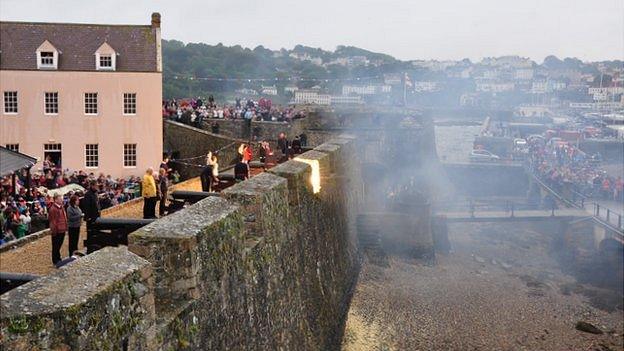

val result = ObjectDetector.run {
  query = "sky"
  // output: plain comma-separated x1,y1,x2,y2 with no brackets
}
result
1,0,622,63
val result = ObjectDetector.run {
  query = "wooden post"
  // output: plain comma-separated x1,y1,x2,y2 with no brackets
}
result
11,172,17,197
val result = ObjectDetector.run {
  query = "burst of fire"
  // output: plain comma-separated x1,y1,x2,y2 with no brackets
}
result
294,157,321,194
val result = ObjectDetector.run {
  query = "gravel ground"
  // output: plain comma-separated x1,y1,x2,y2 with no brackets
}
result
342,222,624,351
0,178,201,276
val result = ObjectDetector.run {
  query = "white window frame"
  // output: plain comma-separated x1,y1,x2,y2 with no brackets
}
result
3,91,18,114
37,51,58,70
5,144,19,152
123,143,137,168
85,144,99,168
123,93,137,115
44,92,59,115
84,93,98,115
95,53,116,71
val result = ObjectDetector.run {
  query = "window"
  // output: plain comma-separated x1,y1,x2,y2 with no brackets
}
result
44,143,62,168
85,144,99,168
123,144,137,167
40,52,54,66
5,144,19,152
84,93,98,115
123,93,136,115
44,143,62,152
99,55,112,68
45,92,58,114
4,91,18,113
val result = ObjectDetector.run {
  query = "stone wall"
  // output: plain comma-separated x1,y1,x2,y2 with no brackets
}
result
0,247,155,350
0,135,363,351
443,163,529,197
163,120,246,179
199,118,307,143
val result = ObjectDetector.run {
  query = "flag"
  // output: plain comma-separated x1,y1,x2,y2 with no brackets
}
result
404,73,413,88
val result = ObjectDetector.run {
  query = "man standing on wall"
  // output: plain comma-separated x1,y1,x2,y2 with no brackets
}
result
142,168,158,219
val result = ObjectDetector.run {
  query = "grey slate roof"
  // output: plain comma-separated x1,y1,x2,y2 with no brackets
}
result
0,21,158,72
0,147,37,176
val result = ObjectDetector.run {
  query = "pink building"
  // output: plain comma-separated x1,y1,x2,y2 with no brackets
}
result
0,13,163,178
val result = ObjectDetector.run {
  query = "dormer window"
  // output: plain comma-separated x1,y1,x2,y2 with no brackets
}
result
95,42,116,71
36,41,59,70
99,55,112,68
40,52,54,66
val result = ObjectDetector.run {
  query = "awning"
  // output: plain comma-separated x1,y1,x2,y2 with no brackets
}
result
0,146,37,177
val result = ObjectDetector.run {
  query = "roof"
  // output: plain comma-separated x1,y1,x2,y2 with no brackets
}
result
0,147,37,177
0,21,158,72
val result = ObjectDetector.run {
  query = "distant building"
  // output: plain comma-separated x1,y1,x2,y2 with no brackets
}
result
342,84,391,95
516,105,551,117
260,85,278,96
384,74,402,85
476,82,515,93
531,80,568,94
460,93,481,107
289,53,323,66
480,56,533,69
411,60,457,71
588,86,624,95
514,68,534,80
330,95,363,105
235,88,258,96
413,81,440,93
284,85,299,94
531,81,549,94
294,89,330,105
0,13,163,177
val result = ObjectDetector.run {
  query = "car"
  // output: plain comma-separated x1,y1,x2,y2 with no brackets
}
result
513,138,528,148
469,149,500,162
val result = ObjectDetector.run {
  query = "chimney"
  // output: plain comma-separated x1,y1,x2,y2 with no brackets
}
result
151,12,161,28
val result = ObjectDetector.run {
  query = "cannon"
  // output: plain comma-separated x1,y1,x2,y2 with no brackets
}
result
1,272,40,295
168,190,220,214
85,218,155,253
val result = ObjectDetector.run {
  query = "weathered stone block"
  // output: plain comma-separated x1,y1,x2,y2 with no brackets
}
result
0,247,155,351
221,172,289,240
128,196,241,313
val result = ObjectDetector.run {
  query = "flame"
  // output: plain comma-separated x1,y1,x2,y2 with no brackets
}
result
294,157,321,194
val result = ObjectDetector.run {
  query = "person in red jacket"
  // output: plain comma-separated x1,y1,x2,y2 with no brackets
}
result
48,194,68,265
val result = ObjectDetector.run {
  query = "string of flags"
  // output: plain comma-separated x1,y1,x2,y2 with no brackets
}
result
167,75,386,83
169,140,257,167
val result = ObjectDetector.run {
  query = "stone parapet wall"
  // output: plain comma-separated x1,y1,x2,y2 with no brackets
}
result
0,247,155,350
1,135,363,350
163,120,246,179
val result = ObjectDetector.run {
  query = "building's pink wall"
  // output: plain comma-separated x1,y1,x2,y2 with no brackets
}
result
0,70,162,178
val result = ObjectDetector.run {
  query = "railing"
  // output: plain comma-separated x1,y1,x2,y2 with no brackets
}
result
434,198,559,217
593,203,624,231
525,163,624,233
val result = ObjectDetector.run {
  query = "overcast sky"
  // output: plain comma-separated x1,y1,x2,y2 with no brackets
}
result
1,0,622,62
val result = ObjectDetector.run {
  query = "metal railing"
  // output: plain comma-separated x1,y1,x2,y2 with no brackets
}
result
593,203,624,231
525,164,623,233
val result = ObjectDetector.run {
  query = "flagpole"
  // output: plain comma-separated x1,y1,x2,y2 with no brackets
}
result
403,72,407,106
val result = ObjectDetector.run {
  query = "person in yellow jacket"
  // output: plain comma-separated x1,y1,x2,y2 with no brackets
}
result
142,167,158,219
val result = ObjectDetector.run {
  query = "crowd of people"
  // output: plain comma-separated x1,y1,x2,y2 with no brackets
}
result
1,126,309,266
0,158,181,247
527,136,623,203
162,96,306,127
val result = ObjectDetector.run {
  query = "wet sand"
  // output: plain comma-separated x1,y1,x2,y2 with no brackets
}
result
343,222,624,351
